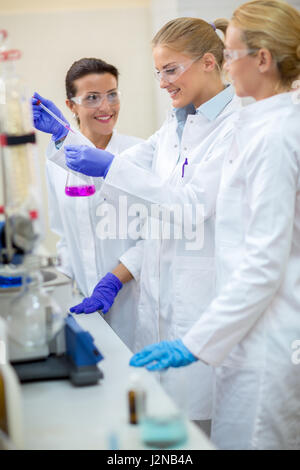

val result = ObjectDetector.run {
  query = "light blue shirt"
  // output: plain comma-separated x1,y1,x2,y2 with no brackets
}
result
175,84,234,142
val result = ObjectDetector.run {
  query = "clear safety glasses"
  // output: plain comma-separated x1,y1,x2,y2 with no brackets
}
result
71,90,121,108
154,59,198,83
223,48,258,65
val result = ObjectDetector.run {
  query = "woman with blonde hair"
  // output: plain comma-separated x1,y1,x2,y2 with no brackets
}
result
130,0,300,450
37,17,242,431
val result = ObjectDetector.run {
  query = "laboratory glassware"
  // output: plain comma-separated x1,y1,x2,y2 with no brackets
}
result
35,99,96,197
0,48,44,262
65,171,96,197
127,373,146,425
6,255,64,349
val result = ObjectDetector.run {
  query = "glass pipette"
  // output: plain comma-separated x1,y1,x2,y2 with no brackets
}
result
35,99,75,134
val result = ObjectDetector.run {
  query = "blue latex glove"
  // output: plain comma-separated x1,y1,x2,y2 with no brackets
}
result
64,145,114,177
129,339,198,371
32,92,69,141
70,272,122,314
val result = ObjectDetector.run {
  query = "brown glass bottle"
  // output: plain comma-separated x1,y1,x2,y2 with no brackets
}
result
128,389,138,425
128,374,146,425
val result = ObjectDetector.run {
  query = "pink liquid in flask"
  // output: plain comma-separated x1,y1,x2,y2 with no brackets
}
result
65,185,96,197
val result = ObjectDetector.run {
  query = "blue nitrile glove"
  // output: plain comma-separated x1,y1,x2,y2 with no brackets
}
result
31,92,69,141
69,272,122,314
64,145,114,177
129,339,198,371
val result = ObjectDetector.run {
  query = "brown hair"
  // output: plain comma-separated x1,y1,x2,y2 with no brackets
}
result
65,57,119,99
231,0,300,88
152,17,229,69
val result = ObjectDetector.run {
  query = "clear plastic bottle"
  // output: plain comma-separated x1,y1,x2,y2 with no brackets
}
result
6,255,64,349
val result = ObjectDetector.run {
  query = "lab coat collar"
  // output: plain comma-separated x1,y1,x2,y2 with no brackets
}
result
104,129,118,153
238,91,296,123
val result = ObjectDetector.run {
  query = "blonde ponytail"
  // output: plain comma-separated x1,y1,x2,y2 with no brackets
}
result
214,18,229,36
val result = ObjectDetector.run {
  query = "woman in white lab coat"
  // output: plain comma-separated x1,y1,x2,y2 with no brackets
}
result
59,18,241,426
33,58,143,351
129,0,300,450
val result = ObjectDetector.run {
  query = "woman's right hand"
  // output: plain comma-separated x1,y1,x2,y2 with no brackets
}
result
31,92,70,141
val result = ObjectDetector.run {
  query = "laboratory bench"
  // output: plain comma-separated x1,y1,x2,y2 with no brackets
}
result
21,311,215,450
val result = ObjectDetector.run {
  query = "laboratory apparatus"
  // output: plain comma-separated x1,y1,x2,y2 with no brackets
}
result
6,254,62,354
0,48,43,266
138,372,187,449
65,175,96,197
0,30,8,117
35,99,95,197
0,47,103,386
0,30,8,51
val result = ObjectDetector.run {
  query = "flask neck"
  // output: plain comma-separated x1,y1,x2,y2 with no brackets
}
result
23,270,42,290
22,256,43,291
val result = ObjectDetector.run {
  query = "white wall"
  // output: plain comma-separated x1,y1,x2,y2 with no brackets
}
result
1,2,155,253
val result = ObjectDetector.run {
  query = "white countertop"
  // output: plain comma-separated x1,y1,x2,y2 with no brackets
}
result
21,312,215,450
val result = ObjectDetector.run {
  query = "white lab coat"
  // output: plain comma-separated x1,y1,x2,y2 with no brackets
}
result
46,130,143,351
98,92,241,419
182,92,300,449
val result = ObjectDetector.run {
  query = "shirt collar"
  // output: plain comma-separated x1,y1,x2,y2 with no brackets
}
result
173,84,234,123
196,84,234,121
174,102,195,124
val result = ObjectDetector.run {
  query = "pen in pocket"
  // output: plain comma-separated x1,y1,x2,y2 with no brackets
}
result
182,157,188,178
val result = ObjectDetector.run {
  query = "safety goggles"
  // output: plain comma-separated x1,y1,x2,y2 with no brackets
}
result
223,49,258,65
70,90,121,108
154,59,198,83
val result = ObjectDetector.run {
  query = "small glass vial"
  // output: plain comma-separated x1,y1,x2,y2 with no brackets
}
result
128,373,146,425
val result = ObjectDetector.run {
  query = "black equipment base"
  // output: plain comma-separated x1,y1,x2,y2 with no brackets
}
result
12,354,103,386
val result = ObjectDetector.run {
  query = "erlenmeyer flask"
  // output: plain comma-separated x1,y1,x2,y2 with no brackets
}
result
65,170,95,197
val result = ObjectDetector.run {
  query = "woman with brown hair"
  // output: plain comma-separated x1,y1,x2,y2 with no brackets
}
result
33,58,143,351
